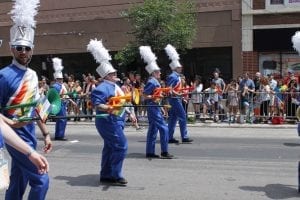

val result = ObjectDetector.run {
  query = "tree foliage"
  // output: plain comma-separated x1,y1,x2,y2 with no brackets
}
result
115,0,197,66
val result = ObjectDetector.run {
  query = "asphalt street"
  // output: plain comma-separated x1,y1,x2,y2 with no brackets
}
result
1,122,300,200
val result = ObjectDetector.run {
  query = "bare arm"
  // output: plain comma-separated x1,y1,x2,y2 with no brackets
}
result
0,118,49,174
36,120,52,153
0,114,28,128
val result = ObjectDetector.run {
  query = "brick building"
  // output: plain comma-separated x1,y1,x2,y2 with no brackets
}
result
242,0,300,78
0,0,241,84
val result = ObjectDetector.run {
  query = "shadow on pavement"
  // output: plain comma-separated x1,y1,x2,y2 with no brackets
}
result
126,153,146,159
283,143,300,147
55,174,99,187
55,174,146,191
239,184,300,199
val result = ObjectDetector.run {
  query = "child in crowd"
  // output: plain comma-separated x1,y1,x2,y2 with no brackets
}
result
225,79,239,123
203,82,219,121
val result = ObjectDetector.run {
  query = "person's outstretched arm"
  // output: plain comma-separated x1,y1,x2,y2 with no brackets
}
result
0,117,49,174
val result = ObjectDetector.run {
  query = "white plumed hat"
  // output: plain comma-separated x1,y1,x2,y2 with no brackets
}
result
292,31,300,55
87,39,116,78
52,57,64,79
164,44,182,70
139,46,160,74
9,0,40,48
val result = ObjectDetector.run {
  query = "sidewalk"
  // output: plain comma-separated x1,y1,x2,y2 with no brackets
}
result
47,119,298,129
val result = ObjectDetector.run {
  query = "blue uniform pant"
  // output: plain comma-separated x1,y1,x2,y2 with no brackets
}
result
146,106,169,154
168,99,189,140
96,120,127,179
55,102,67,138
5,145,49,200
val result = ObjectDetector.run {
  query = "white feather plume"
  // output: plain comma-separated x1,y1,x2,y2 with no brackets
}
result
87,39,111,64
9,0,40,28
292,31,300,54
165,44,180,61
52,57,63,72
139,46,157,64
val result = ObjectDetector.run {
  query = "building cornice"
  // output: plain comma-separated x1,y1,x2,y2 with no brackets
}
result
253,23,300,30
242,8,300,15
195,0,240,12
0,0,240,27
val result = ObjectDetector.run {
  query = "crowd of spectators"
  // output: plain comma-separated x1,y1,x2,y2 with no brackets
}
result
38,69,300,124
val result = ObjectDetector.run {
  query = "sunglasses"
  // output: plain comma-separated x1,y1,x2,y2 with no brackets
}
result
13,46,32,52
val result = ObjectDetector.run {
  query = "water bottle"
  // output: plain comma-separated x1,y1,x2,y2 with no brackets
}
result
0,148,9,190
0,148,5,166
298,161,300,193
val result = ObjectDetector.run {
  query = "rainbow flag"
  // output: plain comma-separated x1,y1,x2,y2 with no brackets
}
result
35,96,52,122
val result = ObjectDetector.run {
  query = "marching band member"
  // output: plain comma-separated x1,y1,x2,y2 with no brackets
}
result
0,1,52,199
139,46,174,159
292,30,300,193
165,44,193,144
51,57,70,141
88,39,136,186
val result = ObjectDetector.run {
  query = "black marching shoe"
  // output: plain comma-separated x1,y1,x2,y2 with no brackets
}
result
182,138,193,143
100,177,128,186
168,138,179,144
54,137,68,141
160,152,174,159
115,178,128,185
100,177,113,183
146,154,160,158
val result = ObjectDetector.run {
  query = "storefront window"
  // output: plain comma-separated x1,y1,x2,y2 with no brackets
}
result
287,0,300,4
266,0,300,11
270,0,284,4
259,53,300,77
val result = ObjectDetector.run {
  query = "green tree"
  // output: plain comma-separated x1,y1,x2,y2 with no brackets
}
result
115,0,197,66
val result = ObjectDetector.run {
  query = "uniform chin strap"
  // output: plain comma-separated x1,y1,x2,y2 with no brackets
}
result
26,51,33,65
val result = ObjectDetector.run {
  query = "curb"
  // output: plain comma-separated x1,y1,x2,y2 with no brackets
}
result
45,121,298,129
